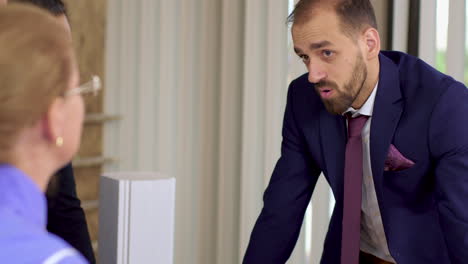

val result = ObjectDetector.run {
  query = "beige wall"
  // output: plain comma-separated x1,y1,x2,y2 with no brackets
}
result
371,0,390,50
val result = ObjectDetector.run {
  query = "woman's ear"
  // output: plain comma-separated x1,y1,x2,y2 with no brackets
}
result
42,97,66,146
361,27,381,60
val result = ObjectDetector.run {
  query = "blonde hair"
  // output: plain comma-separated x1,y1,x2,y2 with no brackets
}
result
0,4,76,157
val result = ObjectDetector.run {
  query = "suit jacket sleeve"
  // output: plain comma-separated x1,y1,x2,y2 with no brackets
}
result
430,81,468,264
47,163,96,264
243,81,322,264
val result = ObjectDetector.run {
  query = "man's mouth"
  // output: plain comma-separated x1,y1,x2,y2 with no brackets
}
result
318,87,334,98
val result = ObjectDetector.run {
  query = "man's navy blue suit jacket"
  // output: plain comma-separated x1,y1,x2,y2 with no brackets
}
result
243,51,468,264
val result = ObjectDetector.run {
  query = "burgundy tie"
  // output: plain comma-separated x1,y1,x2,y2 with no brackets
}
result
341,114,369,264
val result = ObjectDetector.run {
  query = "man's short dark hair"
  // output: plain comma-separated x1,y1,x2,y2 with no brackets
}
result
287,0,377,38
11,0,66,16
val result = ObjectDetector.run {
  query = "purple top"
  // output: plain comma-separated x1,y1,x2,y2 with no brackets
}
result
0,164,88,264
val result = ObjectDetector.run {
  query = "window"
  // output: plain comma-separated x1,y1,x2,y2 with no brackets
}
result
431,0,467,84
435,0,449,73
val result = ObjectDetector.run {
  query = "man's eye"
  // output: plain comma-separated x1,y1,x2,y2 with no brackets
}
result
322,50,333,57
299,55,309,62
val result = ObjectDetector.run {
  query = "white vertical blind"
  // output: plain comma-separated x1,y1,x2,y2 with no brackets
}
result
392,0,410,52
308,176,332,264
239,0,278,258
102,0,120,172
175,0,198,262
136,0,158,171
419,0,437,66
156,0,179,176
195,0,221,263
446,0,466,82
215,0,244,262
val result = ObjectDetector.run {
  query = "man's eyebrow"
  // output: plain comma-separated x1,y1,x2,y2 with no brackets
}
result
293,40,333,54
309,40,332,50
294,48,302,54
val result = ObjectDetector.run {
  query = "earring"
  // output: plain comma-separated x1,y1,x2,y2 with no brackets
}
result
56,137,64,147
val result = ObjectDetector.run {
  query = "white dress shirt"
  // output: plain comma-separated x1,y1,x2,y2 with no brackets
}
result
345,82,396,263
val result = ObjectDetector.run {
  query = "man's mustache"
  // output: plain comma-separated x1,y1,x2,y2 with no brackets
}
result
314,81,338,90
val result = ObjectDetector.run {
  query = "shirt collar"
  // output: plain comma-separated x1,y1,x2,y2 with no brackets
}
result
344,81,379,117
0,164,46,229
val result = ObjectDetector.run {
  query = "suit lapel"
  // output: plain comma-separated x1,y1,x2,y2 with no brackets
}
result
319,109,347,201
370,54,403,201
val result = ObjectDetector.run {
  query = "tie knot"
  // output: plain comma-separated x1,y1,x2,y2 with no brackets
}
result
347,114,369,138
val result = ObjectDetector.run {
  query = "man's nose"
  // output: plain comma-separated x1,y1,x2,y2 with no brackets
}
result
307,64,327,84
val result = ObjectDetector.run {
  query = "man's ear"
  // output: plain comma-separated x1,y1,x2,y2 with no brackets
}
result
361,27,381,60
42,98,66,146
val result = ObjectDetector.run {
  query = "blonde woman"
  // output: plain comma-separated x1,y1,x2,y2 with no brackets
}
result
3,1,96,262
0,4,99,263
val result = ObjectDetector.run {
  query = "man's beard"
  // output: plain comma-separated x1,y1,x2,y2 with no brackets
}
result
315,53,368,115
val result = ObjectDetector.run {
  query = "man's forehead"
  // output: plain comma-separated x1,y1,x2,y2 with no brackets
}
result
292,7,339,31
291,9,343,42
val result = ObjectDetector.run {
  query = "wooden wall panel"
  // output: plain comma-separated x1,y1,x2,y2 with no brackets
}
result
63,0,107,257
74,166,101,202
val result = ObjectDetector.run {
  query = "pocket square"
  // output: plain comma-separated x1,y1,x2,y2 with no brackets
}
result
384,144,415,172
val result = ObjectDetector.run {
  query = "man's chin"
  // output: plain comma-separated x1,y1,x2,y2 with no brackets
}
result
323,100,348,115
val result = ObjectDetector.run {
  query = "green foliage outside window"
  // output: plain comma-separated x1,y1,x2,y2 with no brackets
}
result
435,50,468,86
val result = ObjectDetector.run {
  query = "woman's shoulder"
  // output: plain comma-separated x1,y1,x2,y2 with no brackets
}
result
0,214,87,263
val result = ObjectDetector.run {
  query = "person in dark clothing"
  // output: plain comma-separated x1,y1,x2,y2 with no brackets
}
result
4,0,96,263
47,164,96,264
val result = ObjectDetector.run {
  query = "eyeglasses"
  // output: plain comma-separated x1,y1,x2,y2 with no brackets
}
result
64,75,102,97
